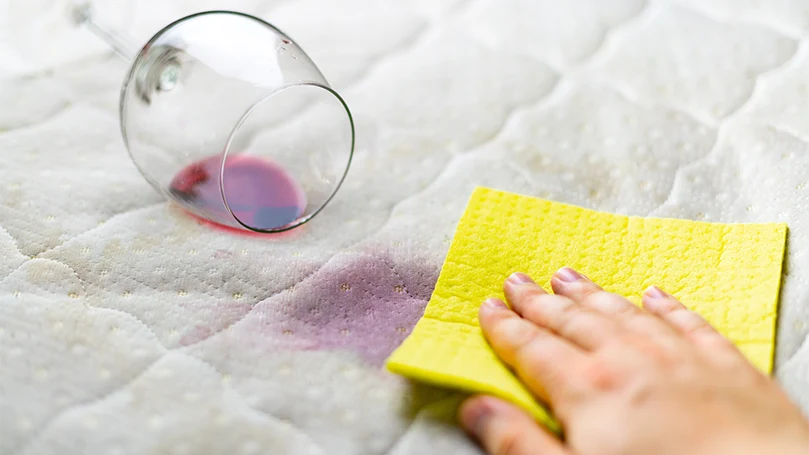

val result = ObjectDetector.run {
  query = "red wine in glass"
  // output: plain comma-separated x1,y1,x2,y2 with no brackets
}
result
169,154,307,230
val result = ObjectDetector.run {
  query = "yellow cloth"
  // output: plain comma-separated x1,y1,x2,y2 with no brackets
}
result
386,187,788,431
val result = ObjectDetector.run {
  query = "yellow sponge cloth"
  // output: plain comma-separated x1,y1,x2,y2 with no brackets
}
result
385,187,787,431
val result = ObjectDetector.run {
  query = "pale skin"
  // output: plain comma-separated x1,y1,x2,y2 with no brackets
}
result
459,267,809,455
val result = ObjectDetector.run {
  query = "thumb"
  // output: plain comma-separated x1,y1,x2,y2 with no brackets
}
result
459,396,570,455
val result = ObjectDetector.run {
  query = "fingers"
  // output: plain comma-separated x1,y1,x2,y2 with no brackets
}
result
551,267,642,317
641,286,719,339
642,286,742,356
504,273,618,350
479,298,585,403
551,269,687,345
459,396,570,455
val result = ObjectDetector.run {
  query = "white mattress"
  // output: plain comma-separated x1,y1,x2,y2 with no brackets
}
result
2,0,808,453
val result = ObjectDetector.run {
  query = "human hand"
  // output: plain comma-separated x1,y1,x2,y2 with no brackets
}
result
459,268,809,455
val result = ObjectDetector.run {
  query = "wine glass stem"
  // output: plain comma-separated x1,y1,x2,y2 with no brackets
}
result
71,3,138,61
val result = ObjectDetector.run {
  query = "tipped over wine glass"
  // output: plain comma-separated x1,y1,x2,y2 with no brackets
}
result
31,2,356,233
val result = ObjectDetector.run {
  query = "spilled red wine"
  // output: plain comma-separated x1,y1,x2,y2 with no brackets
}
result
169,154,307,230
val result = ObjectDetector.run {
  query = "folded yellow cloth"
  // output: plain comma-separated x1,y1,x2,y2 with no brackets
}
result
386,187,788,431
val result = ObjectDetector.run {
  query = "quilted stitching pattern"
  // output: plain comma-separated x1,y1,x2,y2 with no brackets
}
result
386,187,787,428
2,0,809,453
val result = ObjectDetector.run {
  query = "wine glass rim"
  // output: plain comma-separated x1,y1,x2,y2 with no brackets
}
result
220,81,356,233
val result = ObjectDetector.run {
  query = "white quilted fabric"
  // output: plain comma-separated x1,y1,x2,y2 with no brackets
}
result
2,0,809,454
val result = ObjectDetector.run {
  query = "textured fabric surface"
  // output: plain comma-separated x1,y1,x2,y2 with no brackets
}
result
2,1,809,454
387,187,788,430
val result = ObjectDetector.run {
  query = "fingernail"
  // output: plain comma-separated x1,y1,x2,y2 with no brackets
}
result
483,298,507,310
507,272,534,285
460,399,493,437
644,286,669,299
556,267,585,282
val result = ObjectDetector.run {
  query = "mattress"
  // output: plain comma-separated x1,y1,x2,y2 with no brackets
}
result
1,0,808,454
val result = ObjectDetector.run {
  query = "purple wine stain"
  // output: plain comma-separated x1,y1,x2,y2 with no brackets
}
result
169,154,307,230
204,253,440,366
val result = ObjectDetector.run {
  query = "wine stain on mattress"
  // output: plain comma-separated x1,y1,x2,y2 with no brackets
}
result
203,253,440,365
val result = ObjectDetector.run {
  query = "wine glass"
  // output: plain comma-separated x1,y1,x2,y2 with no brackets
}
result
65,3,356,233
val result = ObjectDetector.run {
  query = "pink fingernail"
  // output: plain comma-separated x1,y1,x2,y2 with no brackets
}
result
644,286,668,299
507,272,534,285
556,267,585,282
483,298,507,310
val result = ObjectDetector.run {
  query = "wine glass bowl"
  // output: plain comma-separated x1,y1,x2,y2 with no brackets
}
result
119,10,354,233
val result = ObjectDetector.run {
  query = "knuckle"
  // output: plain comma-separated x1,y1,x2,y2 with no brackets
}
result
613,301,640,317
671,308,713,334
519,285,547,299
514,335,552,367
581,291,631,313
687,321,715,337
520,293,565,322
630,334,677,362
578,291,602,307
553,302,590,333
493,428,523,455
573,280,604,298
557,296,582,313
514,337,569,395
581,359,623,392
493,317,537,350
699,333,741,359
654,298,682,314
512,285,546,306
623,313,663,334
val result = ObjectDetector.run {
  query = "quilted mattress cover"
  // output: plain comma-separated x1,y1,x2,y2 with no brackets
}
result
2,0,808,454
